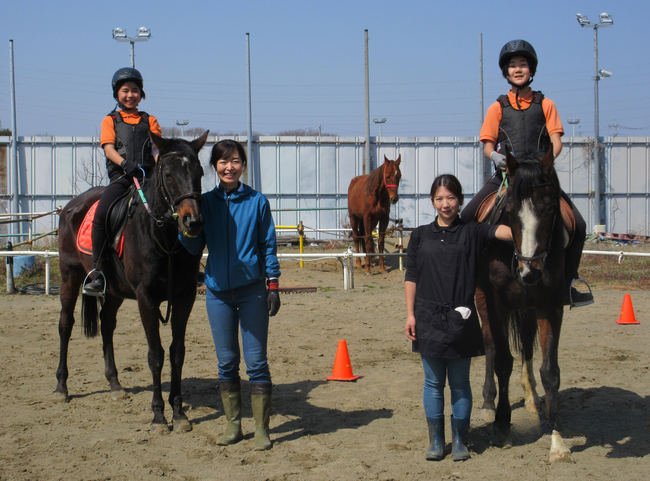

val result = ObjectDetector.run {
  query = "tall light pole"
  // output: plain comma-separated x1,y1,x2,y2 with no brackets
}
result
576,12,613,229
175,120,189,137
567,119,581,137
373,118,386,137
112,27,151,68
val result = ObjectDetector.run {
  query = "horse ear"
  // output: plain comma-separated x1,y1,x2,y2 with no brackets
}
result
505,149,518,175
150,132,173,156
383,154,389,164
395,154,401,166
540,144,555,171
190,130,210,154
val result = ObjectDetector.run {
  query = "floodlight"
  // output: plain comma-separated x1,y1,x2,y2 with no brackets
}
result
112,28,127,39
576,14,590,25
599,13,613,25
137,27,151,38
599,69,612,78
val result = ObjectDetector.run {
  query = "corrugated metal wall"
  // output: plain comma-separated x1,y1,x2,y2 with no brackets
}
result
1,136,649,244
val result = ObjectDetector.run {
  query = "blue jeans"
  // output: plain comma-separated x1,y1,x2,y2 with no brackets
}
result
421,356,472,420
206,280,271,384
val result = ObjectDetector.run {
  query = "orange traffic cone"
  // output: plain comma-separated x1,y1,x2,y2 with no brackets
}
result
327,340,360,381
616,294,640,325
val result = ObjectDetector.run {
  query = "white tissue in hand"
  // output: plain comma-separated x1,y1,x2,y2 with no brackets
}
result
454,307,471,319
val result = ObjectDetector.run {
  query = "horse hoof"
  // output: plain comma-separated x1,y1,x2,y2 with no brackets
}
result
110,389,129,401
150,423,170,435
477,408,496,424
52,390,69,403
549,430,574,463
173,419,192,432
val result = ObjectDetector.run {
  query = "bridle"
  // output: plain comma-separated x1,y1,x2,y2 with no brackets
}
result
511,181,558,270
156,152,202,223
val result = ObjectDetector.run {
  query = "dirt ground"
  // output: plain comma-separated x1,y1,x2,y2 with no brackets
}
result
1,253,649,481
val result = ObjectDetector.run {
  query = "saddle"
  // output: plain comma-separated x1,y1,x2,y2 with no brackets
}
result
476,187,576,245
76,186,138,256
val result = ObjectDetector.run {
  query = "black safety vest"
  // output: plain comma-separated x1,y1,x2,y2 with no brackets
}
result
106,111,155,180
496,91,550,159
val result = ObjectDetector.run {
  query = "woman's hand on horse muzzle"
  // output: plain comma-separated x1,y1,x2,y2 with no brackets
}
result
267,279,281,317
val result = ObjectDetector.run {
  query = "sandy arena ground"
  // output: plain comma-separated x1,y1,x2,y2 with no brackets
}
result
1,254,649,481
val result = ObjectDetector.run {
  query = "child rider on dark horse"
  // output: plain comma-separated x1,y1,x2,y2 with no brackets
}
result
84,67,162,294
461,39,593,307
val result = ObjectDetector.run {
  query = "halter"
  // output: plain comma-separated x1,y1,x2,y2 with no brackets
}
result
383,163,399,189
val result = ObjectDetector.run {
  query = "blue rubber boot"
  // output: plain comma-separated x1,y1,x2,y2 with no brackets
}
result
451,416,471,461
425,417,445,461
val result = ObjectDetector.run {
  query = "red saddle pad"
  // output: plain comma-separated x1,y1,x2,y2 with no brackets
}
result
76,201,124,257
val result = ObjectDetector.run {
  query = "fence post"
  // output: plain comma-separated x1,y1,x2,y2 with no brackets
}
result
6,242,15,293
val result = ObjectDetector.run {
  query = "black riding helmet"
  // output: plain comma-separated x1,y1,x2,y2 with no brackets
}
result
498,40,538,78
111,67,146,100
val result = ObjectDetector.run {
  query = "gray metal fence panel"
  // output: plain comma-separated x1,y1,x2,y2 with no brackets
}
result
1,136,650,246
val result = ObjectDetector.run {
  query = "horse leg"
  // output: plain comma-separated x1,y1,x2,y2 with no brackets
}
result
475,288,496,423
137,295,169,434
536,306,563,433
168,290,197,432
350,215,363,269
362,215,375,274
519,309,541,414
491,312,514,447
377,216,389,272
99,294,127,400
55,267,84,402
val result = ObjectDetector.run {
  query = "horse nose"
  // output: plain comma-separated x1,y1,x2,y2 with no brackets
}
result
183,213,204,236
518,263,542,285
390,194,399,204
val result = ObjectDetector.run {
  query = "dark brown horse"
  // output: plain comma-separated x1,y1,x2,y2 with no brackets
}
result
476,147,568,454
348,155,402,274
55,132,208,434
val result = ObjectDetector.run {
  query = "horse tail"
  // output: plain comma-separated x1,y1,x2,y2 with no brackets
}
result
509,309,538,355
80,294,100,338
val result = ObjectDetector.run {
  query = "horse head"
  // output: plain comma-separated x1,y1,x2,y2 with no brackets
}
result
150,131,209,237
505,147,560,285
383,154,402,204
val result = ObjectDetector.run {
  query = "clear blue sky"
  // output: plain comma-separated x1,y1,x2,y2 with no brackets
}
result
1,0,648,138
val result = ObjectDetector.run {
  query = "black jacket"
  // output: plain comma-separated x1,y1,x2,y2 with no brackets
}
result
405,217,497,358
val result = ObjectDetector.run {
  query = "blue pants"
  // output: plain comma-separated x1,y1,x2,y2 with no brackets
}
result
206,280,271,384
421,356,472,420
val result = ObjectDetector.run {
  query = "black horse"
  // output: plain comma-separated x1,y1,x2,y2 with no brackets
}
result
55,132,208,434
476,147,568,452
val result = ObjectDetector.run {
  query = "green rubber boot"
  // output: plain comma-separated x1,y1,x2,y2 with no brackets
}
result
217,380,244,446
251,382,272,451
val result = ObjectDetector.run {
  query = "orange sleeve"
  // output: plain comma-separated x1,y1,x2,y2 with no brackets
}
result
100,115,116,147
542,98,564,137
480,101,502,144
147,115,162,136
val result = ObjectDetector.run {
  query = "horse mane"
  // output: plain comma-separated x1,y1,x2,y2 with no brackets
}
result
366,163,385,193
511,158,560,204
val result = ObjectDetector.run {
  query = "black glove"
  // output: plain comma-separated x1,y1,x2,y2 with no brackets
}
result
120,159,140,178
267,279,281,317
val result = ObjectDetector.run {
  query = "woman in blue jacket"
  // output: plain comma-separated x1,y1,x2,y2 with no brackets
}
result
180,140,280,451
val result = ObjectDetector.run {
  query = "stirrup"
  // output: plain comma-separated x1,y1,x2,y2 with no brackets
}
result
569,277,594,309
82,269,106,297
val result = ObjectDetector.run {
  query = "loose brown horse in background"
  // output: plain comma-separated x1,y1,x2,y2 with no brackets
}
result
347,155,401,274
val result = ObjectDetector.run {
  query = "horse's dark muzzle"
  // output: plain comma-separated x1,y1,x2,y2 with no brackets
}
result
390,194,399,204
517,265,543,286
182,214,204,238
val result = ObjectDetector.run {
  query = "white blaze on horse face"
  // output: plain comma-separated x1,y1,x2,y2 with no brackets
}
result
518,198,539,275
181,156,190,167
